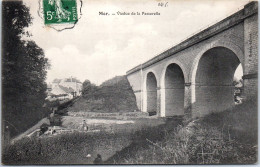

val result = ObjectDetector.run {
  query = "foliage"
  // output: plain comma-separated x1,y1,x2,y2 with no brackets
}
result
233,78,243,86
71,76,138,112
45,99,60,108
2,1,49,137
106,98,257,164
82,80,98,99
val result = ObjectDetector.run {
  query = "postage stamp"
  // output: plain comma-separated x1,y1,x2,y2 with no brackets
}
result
43,0,78,25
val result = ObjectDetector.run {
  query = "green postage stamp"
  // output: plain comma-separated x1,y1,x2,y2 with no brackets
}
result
43,0,78,24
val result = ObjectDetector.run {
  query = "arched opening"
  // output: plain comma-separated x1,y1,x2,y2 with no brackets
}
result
194,47,241,117
164,64,185,116
146,72,157,115
233,64,243,104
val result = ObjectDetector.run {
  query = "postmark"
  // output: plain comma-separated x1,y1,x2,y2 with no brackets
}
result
43,0,78,25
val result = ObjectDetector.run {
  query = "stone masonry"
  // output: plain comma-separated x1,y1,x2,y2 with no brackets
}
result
126,2,258,118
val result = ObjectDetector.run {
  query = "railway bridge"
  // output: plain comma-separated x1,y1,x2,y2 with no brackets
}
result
126,2,258,118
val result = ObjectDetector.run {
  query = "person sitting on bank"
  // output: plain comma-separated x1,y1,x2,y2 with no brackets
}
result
50,109,55,124
82,120,88,131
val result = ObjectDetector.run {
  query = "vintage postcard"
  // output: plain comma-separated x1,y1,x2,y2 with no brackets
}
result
1,0,258,165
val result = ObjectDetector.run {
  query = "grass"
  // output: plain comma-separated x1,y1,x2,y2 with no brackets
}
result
61,115,164,132
2,98,257,165
2,116,167,165
67,111,149,119
106,98,257,164
71,76,138,113
2,131,132,165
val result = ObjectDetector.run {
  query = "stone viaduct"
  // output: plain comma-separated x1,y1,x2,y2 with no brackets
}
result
126,2,258,118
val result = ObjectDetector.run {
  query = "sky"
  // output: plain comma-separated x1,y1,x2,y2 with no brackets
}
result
23,0,249,85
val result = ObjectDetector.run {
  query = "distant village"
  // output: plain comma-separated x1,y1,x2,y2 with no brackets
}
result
46,77,82,101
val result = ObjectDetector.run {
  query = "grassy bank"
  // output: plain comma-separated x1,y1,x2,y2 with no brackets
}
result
3,99,257,165
69,76,138,113
106,98,257,164
2,117,170,165
2,131,132,165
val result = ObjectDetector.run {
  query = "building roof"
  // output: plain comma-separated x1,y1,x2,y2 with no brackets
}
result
59,85,75,93
53,77,82,84
51,85,74,96
47,91,55,96
63,77,82,83
53,79,62,83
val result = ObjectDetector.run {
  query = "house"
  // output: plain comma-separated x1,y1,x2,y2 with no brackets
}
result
51,85,74,100
46,77,82,101
58,77,82,96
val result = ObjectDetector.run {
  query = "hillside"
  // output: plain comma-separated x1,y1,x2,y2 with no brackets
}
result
106,98,257,164
67,76,138,113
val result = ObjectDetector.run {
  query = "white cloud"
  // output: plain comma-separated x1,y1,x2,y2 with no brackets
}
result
134,23,158,35
24,0,249,85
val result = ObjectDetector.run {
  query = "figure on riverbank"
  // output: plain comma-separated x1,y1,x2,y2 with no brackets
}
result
82,120,88,131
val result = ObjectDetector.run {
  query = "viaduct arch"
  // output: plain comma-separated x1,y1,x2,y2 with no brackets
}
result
126,2,258,118
191,47,241,117
145,72,158,115
162,63,185,117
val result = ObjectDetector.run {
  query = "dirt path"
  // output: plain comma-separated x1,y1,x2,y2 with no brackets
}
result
11,117,50,143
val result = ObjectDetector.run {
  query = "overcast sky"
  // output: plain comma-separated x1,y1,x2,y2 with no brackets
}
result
24,0,249,85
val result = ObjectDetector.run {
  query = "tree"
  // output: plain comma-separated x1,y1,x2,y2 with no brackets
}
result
82,80,98,99
2,1,49,137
